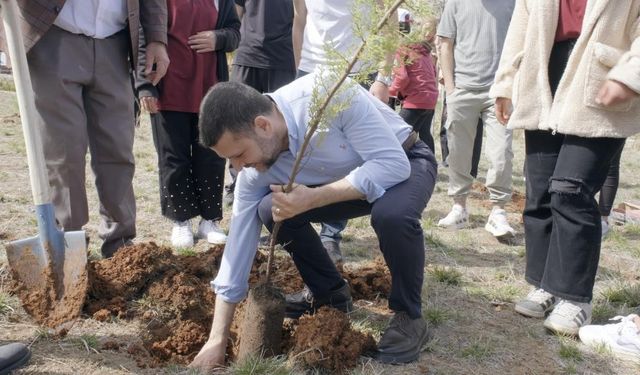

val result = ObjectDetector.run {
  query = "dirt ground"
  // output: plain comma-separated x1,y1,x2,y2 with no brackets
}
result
1,80,640,375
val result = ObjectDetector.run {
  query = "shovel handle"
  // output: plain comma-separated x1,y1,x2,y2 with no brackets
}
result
1,0,51,205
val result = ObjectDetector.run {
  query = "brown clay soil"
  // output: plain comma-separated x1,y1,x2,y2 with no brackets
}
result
290,306,376,373
75,243,389,367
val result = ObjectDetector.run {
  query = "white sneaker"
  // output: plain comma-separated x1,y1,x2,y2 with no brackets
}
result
437,204,469,230
601,218,610,239
197,219,227,244
171,220,194,248
579,314,640,363
515,288,558,318
485,207,515,238
544,299,592,336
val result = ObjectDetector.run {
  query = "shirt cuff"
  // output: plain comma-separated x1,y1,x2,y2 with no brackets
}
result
345,171,386,203
211,280,247,304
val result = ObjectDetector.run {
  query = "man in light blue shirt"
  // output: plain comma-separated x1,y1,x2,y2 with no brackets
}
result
189,73,437,369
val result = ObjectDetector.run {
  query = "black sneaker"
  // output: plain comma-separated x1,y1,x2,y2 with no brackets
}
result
375,312,432,364
285,282,353,319
0,343,31,374
322,241,343,265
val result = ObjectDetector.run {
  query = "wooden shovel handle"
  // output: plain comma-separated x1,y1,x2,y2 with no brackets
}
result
1,0,51,205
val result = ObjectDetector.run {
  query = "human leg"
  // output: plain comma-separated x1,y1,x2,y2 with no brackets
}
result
27,26,92,233
191,116,227,244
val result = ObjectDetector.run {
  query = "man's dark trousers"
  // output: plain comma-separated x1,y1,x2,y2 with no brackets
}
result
258,142,437,319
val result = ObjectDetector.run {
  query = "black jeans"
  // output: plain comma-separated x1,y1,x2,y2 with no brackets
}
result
598,142,625,216
151,111,226,222
523,130,625,302
258,142,437,319
399,108,435,152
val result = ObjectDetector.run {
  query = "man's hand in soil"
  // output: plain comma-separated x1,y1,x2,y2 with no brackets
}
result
189,340,225,371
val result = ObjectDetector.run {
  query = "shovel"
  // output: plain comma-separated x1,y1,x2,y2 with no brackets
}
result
1,0,87,328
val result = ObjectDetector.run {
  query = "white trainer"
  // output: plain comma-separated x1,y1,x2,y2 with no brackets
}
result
544,299,592,336
437,204,469,230
579,314,640,363
171,220,194,248
485,207,516,238
515,288,557,318
197,219,227,244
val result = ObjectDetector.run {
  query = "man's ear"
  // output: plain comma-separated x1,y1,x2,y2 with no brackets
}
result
254,115,272,136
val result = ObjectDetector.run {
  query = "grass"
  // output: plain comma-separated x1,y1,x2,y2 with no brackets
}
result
460,337,494,360
429,266,462,286
175,247,198,257
423,306,450,326
0,291,17,316
0,78,15,92
600,283,640,307
558,339,583,362
226,354,293,375
70,334,100,353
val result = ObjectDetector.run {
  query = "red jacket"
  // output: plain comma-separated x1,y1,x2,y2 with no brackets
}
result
389,42,438,110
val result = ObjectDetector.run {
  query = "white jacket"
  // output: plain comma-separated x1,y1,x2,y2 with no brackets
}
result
490,0,640,138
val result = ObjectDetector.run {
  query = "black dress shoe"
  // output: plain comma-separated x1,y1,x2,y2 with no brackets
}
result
375,312,432,364
285,282,353,319
0,343,31,375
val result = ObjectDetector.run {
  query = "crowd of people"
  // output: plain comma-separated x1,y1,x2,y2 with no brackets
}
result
1,0,640,372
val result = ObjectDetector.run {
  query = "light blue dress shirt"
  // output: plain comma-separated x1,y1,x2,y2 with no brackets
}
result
212,72,413,303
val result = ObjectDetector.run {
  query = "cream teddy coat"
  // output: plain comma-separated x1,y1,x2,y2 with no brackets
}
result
489,0,640,138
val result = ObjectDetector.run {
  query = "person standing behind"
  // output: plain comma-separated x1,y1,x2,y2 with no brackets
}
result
436,0,516,239
17,0,169,258
389,17,439,152
136,0,240,248
492,0,640,335
224,0,296,206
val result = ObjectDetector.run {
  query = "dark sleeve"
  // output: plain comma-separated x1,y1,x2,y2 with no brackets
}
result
134,26,159,99
139,0,168,45
214,0,241,53
235,0,246,6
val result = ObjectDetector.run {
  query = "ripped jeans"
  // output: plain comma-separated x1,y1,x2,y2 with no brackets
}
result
523,130,625,302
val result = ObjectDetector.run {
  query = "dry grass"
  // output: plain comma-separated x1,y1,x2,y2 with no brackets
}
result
1,87,639,374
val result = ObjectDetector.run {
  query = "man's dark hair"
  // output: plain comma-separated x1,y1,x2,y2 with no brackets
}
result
199,81,274,147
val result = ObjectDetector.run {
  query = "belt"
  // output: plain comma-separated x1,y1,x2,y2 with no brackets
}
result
401,131,418,151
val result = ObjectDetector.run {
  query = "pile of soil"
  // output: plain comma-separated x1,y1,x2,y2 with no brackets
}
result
82,243,390,368
343,258,391,300
290,306,376,373
86,242,222,366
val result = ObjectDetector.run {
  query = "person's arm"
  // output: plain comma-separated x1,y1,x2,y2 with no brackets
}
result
235,0,245,19
189,298,236,371
188,0,241,53
140,0,169,85
188,169,268,370
489,0,529,124
599,11,640,106
439,37,455,95
388,51,409,98
292,0,307,69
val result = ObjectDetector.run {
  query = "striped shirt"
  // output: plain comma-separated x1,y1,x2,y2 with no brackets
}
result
437,0,515,90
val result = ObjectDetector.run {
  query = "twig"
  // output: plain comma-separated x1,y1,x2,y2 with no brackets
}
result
265,0,406,283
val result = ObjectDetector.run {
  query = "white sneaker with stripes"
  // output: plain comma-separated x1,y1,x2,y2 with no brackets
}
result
544,299,592,336
515,288,557,318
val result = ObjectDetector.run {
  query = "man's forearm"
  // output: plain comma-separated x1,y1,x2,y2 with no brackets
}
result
208,296,237,345
292,0,306,69
439,38,455,92
309,179,365,210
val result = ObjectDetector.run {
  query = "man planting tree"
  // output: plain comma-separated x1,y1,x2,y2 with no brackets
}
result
189,72,437,370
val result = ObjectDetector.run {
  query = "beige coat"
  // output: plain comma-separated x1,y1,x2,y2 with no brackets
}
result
490,0,640,138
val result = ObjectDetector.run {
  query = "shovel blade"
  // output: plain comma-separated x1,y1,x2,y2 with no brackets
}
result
5,230,87,327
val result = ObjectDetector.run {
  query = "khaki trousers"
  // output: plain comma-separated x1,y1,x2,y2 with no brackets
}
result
27,26,136,256
445,88,513,204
